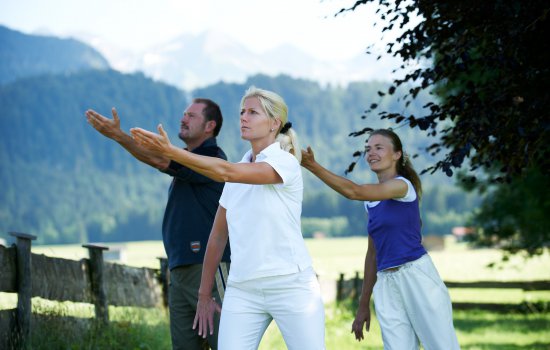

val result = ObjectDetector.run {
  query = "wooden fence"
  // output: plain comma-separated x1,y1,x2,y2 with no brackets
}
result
336,272,550,313
0,232,168,350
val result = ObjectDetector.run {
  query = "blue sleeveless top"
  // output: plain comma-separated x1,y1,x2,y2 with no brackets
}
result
364,177,426,271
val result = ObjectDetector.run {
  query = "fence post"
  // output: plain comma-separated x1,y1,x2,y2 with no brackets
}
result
9,231,37,350
82,244,109,326
353,271,361,301
336,273,344,302
158,257,169,309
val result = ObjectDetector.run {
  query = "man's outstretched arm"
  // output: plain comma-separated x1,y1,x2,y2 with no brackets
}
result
85,107,170,170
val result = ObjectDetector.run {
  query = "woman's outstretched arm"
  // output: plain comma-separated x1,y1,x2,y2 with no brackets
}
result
301,146,407,201
130,125,282,184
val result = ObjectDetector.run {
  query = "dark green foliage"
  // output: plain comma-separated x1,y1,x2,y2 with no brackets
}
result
341,1,549,181
341,1,549,255
467,168,550,257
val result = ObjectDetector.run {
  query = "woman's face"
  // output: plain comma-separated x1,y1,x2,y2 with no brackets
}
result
239,97,279,142
365,134,401,173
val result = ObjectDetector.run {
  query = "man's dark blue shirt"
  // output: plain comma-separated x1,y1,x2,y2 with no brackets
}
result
161,137,231,270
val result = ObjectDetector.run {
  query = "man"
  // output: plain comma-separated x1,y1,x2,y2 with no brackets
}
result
85,98,230,350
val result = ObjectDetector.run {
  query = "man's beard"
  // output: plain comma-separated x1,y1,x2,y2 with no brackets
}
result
178,131,186,142
178,127,189,142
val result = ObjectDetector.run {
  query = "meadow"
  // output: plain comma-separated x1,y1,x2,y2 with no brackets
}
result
2,236,549,349
26,236,550,304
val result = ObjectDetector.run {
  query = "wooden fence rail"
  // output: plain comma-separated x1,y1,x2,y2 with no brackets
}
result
0,232,168,350
336,272,550,313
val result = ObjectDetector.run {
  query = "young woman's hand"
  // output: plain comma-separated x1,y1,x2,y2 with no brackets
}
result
300,146,317,170
351,303,371,341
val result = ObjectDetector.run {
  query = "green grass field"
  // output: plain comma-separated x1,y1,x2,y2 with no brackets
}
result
27,236,550,305
258,305,550,350
27,236,550,281
2,236,549,349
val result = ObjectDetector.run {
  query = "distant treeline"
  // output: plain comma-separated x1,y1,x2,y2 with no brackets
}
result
0,69,479,244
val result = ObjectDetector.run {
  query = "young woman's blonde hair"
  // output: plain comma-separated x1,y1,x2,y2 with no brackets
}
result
241,86,301,162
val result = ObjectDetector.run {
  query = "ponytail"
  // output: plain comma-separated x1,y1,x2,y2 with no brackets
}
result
397,153,422,199
276,124,301,162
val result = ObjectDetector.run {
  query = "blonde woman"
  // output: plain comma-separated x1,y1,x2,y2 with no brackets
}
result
131,86,325,350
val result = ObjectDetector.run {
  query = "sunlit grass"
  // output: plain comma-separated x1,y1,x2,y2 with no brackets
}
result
32,297,95,318
258,301,384,350
305,236,550,283
453,309,550,349
0,292,17,309
31,240,167,269
28,298,171,350
449,288,550,304
30,236,550,282
6,297,548,350
258,302,550,350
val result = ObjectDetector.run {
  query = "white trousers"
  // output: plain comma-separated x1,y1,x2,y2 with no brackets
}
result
218,267,325,350
373,254,460,350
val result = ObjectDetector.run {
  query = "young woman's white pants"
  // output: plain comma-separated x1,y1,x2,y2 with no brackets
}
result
218,266,325,350
373,254,460,350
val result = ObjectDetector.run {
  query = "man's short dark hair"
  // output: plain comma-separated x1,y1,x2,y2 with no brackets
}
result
194,98,223,137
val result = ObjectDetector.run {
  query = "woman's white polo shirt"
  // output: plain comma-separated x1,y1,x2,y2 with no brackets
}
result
219,142,313,282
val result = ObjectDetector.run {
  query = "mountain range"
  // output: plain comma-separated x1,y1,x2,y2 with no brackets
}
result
0,25,109,85
73,29,402,91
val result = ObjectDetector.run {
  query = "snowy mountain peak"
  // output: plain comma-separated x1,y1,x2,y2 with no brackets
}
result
92,30,397,90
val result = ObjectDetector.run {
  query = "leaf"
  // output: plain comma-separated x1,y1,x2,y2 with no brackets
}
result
345,162,357,175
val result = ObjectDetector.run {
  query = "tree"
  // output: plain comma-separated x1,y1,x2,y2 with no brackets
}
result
340,1,549,255
461,168,550,257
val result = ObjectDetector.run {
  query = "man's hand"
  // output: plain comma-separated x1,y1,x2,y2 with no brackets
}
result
85,108,123,140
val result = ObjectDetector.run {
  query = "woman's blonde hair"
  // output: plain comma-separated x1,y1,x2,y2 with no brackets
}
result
241,86,301,162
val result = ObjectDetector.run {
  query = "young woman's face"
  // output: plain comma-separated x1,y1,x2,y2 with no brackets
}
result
365,134,401,172
239,97,279,141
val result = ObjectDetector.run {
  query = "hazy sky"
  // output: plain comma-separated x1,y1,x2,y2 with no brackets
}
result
1,0,389,61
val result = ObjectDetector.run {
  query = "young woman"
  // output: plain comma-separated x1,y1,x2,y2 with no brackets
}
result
130,86,325,350
301,129,460,349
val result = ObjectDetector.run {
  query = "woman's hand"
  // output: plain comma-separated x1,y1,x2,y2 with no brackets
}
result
300,146,317,170
351,303,371,341
130,124,173,155
193,293,222,338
